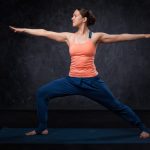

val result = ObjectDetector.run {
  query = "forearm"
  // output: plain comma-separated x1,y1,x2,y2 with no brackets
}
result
118,33,146,41
22,28,46,36
100,32,149,43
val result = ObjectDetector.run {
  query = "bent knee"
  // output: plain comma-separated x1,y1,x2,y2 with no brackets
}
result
36,86,59,100
36,86,48,99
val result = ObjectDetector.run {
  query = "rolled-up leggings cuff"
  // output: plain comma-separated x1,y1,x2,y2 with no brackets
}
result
137,123,150,133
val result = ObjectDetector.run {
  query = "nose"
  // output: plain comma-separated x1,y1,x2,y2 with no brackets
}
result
71,16,75,21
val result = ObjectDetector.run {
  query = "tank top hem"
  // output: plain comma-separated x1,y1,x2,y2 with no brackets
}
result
68,72,99,78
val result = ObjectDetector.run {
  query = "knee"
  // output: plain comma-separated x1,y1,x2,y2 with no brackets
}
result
36,86,46,99
36,85,56,101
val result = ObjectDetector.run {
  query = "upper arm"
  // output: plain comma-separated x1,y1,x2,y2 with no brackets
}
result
43,30,71,43
96,32,121,43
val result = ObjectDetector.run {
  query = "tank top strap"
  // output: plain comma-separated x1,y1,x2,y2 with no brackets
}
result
88,30,92,39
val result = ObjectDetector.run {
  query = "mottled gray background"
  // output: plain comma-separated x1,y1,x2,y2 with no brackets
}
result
0,0,150,110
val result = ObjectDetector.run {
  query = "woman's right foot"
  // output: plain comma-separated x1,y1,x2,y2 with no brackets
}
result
139,131,150,139
25,129,48,136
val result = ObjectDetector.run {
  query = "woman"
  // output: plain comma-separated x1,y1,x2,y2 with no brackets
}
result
10,8,150,139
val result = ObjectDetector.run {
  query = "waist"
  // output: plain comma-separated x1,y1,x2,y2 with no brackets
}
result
69,66,98,77
69,55,98,77
67,74,100,79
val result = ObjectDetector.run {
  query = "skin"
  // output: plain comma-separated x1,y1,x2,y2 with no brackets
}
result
9,9,150,138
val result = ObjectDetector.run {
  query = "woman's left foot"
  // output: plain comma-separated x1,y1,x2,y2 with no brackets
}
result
25,129,48,136
139,131,150,139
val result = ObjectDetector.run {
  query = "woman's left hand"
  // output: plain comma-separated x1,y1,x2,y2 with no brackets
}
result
145,34,150,38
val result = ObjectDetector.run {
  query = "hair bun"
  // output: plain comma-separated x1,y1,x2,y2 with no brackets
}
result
77,8,96,26
88,10,96,26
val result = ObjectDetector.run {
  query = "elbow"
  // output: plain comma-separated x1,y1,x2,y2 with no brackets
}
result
40,29,47,36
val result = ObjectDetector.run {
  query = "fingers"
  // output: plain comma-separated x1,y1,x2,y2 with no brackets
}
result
9,26,25,33
9,25,16,31
9,26,18,32
9,26,15,29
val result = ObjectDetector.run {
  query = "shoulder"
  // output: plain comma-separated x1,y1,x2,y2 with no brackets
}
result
61,32,73,37
93,32,108,38
90,32,106,43
92,32,110,43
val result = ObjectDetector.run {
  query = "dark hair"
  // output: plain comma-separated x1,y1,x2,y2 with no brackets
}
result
76,8,96,26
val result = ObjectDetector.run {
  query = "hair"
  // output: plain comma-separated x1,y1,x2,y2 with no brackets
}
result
76,8,96,26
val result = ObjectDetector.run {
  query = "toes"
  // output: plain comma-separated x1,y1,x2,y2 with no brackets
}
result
41,129,48,135
25,130,37,136
25,129,48,136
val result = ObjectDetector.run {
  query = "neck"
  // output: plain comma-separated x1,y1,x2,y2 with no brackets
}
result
76,24,89,36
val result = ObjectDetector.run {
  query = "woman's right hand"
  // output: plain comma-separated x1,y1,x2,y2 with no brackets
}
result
9,26,25,33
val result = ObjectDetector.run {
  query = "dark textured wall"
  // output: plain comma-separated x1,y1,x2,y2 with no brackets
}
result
0,0,150,110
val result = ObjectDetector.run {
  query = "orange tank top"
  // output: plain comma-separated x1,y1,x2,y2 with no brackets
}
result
69,31,99,77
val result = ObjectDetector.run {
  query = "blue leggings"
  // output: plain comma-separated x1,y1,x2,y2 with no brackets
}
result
35,75,149,133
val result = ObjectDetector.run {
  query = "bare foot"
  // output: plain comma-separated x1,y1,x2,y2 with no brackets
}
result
25,129,48,136
139,131,150,139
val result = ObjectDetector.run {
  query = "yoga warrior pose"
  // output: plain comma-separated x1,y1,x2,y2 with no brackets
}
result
10,8,150,139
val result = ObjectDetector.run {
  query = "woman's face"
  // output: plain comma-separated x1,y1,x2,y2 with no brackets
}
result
71,10,86,27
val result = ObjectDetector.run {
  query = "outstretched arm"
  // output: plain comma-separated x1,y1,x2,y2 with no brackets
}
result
9,26,70,43
97,32,150,43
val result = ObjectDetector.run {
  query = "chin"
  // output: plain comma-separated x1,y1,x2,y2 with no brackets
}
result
72,23,78,28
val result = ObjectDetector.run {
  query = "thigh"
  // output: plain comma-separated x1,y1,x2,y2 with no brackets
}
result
37,77,82,98
81,78,123,109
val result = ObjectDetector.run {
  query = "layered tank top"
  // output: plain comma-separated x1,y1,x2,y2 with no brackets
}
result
69,31,99,77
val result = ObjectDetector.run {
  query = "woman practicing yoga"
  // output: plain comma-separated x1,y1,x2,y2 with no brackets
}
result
10,8,150,139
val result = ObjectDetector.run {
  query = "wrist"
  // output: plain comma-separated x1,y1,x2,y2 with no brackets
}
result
22,28,26,33
144,34,149,38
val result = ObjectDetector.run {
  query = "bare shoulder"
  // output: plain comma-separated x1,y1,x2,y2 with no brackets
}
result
92,32,109,43
62,32,74,38
66,32,76,41
91,32,105,44
61,32,74,46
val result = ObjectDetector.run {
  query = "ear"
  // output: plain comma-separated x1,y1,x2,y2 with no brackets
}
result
83,17,87,23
